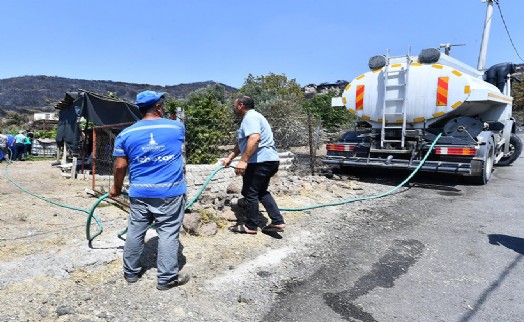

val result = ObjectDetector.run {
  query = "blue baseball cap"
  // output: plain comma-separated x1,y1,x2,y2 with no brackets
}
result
134,90,165,108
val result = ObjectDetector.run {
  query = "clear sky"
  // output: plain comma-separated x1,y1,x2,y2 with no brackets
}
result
1,0,522,89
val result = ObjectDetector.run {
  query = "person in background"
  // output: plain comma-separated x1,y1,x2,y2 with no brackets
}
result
23,135,32,159
0,130,8,162
109,90,189,291
11,130,26,161
26,130,34,157
222,95,286,234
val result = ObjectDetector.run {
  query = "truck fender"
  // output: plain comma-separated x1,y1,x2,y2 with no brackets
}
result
474,131,494,161
502,119,514,154
467,131,494,179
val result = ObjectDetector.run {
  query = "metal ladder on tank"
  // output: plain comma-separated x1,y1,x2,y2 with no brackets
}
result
380,49,411,148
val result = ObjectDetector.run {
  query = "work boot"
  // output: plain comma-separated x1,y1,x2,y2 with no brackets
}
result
124,268,146,284
156,273,190,291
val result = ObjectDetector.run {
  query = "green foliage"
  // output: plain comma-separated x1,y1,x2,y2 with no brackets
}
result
106,91,119,99
167,84,235,164
239,73,304,110
304,91,356,130
238,73,309,149
4,112,29,128
35,128,57,139
512,79,524,124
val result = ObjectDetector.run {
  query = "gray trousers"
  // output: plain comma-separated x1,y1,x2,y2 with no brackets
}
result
124,194,185,284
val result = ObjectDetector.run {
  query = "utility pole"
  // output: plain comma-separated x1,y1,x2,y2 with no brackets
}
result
477,0,494,71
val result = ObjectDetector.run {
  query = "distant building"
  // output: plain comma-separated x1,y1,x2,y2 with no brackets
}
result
33,112,59,131
303,80,349,99
34,112,59,121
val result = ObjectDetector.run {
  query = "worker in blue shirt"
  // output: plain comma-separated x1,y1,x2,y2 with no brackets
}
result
110,90,189,290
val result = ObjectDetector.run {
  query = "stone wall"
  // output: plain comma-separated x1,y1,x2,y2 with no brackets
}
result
185,152,295,199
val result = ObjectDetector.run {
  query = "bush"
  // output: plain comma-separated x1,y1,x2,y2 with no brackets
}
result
167,84,235,164
304,91,356,131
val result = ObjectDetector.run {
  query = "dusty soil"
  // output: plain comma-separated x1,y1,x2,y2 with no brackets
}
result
0,160,395,321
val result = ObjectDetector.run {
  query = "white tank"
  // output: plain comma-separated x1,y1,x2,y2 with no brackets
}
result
341,54,513,128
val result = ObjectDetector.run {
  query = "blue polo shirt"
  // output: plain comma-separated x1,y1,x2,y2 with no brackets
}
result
238,109,279,163
14,134,26,144
113,118,186,198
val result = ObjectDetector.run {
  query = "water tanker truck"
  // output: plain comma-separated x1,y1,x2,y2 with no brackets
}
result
322,1,522,184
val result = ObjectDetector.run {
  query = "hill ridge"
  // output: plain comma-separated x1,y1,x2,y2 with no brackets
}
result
0,75,237,115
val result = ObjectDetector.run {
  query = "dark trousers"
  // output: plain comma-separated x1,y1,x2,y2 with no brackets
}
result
0,146,7,161
13,143,24,161
241,161,284,230
24,143,32,156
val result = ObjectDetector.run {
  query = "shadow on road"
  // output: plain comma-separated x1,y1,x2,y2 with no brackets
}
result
488,234,524,255
331,167,463,192
459,234,524,322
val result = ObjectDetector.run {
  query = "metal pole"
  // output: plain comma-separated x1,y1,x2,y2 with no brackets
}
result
477,0,494,71
92,128,97,191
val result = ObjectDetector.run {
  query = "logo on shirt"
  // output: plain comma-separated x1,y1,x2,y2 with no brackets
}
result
141,133,165,152
134,154,175,163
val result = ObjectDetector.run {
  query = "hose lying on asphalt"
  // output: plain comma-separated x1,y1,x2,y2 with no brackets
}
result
3,133,442,245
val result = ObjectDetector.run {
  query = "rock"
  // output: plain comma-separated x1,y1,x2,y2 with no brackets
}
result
144,229,158,243
56,305,74,316
229,197,239,207
303,183,313,190
226,182,242,194
38,308,49,318
218,210,238,221
97,312,108,319
183,212,202,235
237,294,252,304
200,222,218,236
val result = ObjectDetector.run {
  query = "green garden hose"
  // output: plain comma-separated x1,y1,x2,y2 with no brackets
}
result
279,133,443,211
5,133,442,245
3,159,105,245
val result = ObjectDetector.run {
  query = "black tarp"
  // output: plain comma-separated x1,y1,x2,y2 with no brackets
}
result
55,91,141,152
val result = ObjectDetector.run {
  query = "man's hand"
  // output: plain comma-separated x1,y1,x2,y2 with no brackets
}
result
111,156,128,198
222,157,232,168
223,146,240,168
109,185,121,198
234,160,247,176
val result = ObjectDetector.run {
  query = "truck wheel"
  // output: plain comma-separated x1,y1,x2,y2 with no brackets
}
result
497,133,523,166
467,138,494,185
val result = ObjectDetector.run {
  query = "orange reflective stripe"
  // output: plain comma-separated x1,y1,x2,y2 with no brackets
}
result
437,77,449,106
356,85,365,110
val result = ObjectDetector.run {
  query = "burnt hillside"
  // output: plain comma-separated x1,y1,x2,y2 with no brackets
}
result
0,75,237,115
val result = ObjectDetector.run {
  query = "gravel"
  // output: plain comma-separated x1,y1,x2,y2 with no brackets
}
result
0,160,400,321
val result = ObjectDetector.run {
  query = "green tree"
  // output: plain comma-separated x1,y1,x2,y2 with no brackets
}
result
238,73,308,149
166,84,234,164
512,78,524,125
4,112,29,127
303,91,356,130
240,73,304,102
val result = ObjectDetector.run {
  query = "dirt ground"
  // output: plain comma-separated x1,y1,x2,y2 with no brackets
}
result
0,159,390,321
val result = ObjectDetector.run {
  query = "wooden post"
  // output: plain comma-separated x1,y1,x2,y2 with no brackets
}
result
71,157,77,179
61,144,67,165
308,112,315,176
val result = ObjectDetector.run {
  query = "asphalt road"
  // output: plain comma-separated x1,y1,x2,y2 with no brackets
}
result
265,143,524,321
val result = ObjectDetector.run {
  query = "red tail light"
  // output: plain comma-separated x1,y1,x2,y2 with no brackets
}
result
327,144,356,152
435,147,477,156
